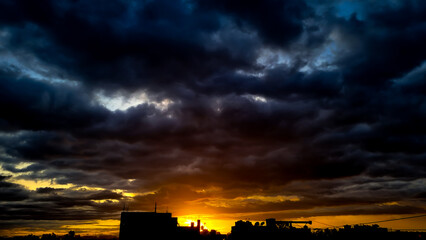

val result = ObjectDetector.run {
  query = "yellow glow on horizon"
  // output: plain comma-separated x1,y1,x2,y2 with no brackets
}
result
182,219,208,231
240,195,300,202
91,199,120,204
0,163,19,176
194,186,223,194
204,194,300,208
2,213,426,237
1,168,424,237
0,220,120,237
10,178,75,191
122,192,137,197
15,162,32,170
378,201,400,206
176,212,426,234
112,189,156,198
0,164,112,192
112,190,137,198
73,186,106,191
177,214,236,234
304,214,426,230
61,219,120,230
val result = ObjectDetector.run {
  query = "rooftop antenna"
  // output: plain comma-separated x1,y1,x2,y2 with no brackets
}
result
166,206,168,213
122,203,125,212
155,202,157,213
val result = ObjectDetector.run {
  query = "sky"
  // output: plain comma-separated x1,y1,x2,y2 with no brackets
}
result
0,0,426,236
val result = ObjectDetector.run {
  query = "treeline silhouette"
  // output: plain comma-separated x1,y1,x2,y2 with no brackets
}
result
312,226,425,240
0,231,117,240
3,225,425,240
2,221,426,240
227,221,426,240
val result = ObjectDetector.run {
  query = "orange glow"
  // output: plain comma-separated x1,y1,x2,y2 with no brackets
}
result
174,213,426,234
305,215,426,230
0,220,120,237
177,214,236,234
182,219,208,231
2,213,426,237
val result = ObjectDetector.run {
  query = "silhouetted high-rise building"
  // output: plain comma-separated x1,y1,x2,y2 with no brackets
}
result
119,211,202,240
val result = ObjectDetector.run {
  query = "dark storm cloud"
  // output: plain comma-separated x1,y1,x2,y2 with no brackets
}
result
36,187,62,194
0,0,425,227
0,175,29,201
0,68,109,132
0,0,254,91
0,185,124,221
197,0,311,46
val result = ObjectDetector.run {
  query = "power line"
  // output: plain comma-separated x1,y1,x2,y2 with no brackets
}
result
333,214,426,228
312,220,336,228
357,214,426,225
391,229,426,231
313,214,426,229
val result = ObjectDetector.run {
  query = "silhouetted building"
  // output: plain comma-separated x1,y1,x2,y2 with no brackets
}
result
119,211,224,240
119,212,180,240
230,218,312,240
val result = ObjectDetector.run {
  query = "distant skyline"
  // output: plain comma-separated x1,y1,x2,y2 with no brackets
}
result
0,0,426,236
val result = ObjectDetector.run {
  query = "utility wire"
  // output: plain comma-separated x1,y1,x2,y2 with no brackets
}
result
334,214,426,228
312,220,336,228
356,214,426,225
312,214,426,229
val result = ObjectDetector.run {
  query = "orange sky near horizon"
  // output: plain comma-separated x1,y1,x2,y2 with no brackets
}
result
2,213,426,237
1,171,425,237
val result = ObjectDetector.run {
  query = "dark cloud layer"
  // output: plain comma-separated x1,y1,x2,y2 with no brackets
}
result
0,0,425,234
